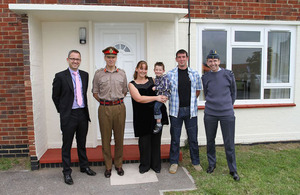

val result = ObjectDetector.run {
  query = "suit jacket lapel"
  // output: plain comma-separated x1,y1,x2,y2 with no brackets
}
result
79,70,87,92
64,69,74,91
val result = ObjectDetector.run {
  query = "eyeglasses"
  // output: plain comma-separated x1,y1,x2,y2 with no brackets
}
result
69,58,81,62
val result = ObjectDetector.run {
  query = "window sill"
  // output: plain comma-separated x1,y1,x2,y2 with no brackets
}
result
198,103,296,110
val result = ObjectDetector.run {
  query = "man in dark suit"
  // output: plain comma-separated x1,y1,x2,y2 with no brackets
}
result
52,50,96,185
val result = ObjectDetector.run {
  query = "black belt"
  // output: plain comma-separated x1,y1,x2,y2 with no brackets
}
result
100,98,123,106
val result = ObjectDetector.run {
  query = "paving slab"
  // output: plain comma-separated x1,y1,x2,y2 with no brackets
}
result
0,163,196,195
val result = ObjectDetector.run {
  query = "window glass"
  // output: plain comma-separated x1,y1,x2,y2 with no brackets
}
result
114,43,131,53
202,30,227,73
264,89,290,99
232,48,262,99
235,31,260,42
267,31,290,83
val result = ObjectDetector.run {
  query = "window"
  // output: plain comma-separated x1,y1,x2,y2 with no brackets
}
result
235,31,260,42
115,43,131,53
198,25,296,104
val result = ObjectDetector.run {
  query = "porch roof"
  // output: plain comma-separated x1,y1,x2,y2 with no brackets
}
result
9,4,188,22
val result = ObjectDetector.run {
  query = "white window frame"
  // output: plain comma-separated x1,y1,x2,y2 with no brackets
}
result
232,27,264,46
197,24,296,105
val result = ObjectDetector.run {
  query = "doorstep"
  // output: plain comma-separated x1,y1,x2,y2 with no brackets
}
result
39,144,182,168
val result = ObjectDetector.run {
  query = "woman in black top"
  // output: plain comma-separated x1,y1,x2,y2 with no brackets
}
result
128,60,168,173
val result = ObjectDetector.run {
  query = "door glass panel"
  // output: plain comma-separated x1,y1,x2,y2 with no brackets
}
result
232,48,262,99
115,44,131,53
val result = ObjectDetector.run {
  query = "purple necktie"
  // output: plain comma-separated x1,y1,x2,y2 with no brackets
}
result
73,72,83,106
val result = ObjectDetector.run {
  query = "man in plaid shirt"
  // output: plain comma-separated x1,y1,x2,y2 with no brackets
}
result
167,49,202,174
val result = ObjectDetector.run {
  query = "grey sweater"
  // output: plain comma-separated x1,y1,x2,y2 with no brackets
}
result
201,68,237,116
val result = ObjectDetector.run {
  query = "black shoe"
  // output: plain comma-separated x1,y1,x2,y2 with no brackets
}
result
115,167,124,176
139,169,149,174
64,174,73,185
139,170,146,174
80,167,96,176
152,169,160,173
153,125,162,134
104,169,112,178
230,172,240,181
206,165,216,174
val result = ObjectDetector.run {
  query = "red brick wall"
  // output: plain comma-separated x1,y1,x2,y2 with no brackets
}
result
189,0,300,20
0,2,30,158
0,0,299,168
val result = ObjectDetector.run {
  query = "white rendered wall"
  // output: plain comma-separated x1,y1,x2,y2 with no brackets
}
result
42,21,97,148
146,21,176,74
145,21,178,145
29,15,48,159
34,20,300,151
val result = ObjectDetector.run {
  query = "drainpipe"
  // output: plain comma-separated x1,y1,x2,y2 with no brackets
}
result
188,0,191,67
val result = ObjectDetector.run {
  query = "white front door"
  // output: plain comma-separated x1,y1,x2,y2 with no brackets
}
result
94,23,144,139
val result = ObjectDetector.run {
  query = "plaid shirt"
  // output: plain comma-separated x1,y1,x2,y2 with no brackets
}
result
154,74,171,97
167,67,202,118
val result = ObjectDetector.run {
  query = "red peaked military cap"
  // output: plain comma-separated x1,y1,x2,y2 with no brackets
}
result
102,46,119,56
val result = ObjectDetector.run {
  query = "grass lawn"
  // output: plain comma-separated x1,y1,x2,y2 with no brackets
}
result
0,157,30,171
166,142,300,195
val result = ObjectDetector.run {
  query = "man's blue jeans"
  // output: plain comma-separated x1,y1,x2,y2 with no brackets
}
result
169,107,200,165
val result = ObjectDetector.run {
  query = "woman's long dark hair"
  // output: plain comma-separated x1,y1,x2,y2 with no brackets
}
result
133,60,148,80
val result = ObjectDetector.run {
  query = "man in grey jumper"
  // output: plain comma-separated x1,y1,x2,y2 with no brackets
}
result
201,50,240,181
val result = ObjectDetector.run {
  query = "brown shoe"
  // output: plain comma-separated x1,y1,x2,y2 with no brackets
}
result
115,167,124,176
104,169,112,178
